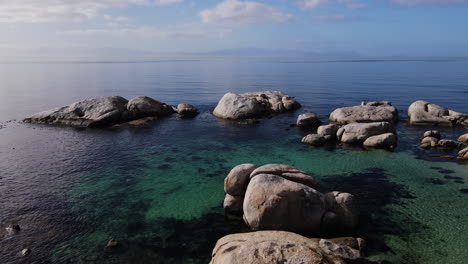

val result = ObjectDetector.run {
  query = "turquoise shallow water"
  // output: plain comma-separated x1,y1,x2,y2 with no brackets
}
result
0,59,467,263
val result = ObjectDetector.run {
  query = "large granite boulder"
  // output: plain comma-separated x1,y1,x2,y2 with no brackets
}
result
297,112,322,128
424,130,441,139
408,100,468,127
323,192,359,232
177,103,199,117
363,133,397,149
337,122,394,144
250,164,318,189
421,136,439,149
210,231,366,264
329,101,398,124
223,194,244,216
318,124,340,138
224,164,257,196
127,96,174,119
24,96,129,127
213,91,301,119
302,134,326,146
243,174,326,234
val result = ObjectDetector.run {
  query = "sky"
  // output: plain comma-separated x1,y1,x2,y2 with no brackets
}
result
1,0,468,57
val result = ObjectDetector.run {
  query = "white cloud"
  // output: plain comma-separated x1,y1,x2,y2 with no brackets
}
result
61,26,229,39
391,0,468,6
298,0,329,9
0,0,182,23
199,0,293,25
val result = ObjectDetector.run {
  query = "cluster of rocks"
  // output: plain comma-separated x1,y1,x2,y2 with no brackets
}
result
23,96,199,128
210,231,366,264
213,91,301,120
301,102,398,149
223,164,359,235
408,100,468,127
421,131,468,160
215,163,363,264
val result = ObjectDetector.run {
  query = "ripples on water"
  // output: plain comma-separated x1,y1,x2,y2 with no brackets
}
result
0,58,467,264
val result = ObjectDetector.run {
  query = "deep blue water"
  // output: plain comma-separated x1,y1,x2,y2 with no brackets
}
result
0,58,467,264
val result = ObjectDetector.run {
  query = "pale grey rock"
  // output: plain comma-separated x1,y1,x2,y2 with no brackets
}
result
421,136,439,149
324,192,359,232
408,100,468,127
213,91,300,120
318,124,340,138
458,133,468,144
250,164,318,189
302,134,326,147
458,147,468,160
329,102,398,124
243,174,325,234
24,96,129,127
127,96,174,118
224,164,257,196
210,231,366,264
297,112,322,128
424,130,441,139
338,122,393,144
363,133,397,148
223,194,244,216
177,103,199,117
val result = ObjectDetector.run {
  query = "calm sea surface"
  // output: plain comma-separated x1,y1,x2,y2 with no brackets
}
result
0,58,467,264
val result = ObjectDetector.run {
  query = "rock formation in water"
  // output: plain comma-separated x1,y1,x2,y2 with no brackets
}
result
458,147,468,160
209,231,366,264
329,101,398,124
297,112,322,128
458,133,468,144
23,96,199,128
213,91,301,120
408,100,468,127
420,130,465,150
223,164,358,235
177,103,199,117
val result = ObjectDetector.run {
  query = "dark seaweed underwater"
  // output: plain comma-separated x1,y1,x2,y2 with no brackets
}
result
0,58,467,264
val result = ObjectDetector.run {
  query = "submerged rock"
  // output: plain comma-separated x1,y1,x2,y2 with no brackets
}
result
438,139,462,150
297,112,322,128
213,91,301,120
106,239,120,248
302,134,326,146
24,96,129,127
363,133,397,149
177,103,199,117
21,248,31,257
209,231,366,264
329,101,398,124
408,100,467,127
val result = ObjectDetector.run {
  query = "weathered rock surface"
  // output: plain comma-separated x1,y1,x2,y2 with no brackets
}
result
223,194,244,216
329,102,398,124
24,96,129,127
127,96,174,119
324,192,359,232
424,130,441,140
210,231,366,264
224,164,257,196
363,133,397,149
297,112,322,128
213,91,301,119
338,122,394,144
243,174,326,234
458,147,468,160
408,100,468,127
302,134,326,147
421,136,439,149
250,164,318,189
177,103,199,117
458,133,468,144
318,124,340,138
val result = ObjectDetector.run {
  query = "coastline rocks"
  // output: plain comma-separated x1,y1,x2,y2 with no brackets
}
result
223,194,244,216
210,231,366,264
437,139,462,150
297,112,322,128
363,133,397,149
24,96,129,127
458,147,468,160
177,103,199,117
424,130,441,140
421,136,439,149
329,102,398,124
324,192,359,232
127,96,174,119
250,163,318,189
243,174,325,234
458,133,468,144
302,134,326,146
213,91,301,120
224,164,257,196
318,124,339,139
408,100,468,127
338,122,393,144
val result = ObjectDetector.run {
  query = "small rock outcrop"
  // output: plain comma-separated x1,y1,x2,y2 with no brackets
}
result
329,101,398,124
338,122,394,145
127,96,174,119
222,164,358,235
210,231,366,264
420,131,465,150
458,147,468,160
458,133,468,144
362,133,397,149
408,100,467,127
213,91,301,120
297,112,322,128
177,103,199,117
301,134,326,146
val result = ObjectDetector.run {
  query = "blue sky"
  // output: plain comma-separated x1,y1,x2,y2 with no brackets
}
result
1,0,468,56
